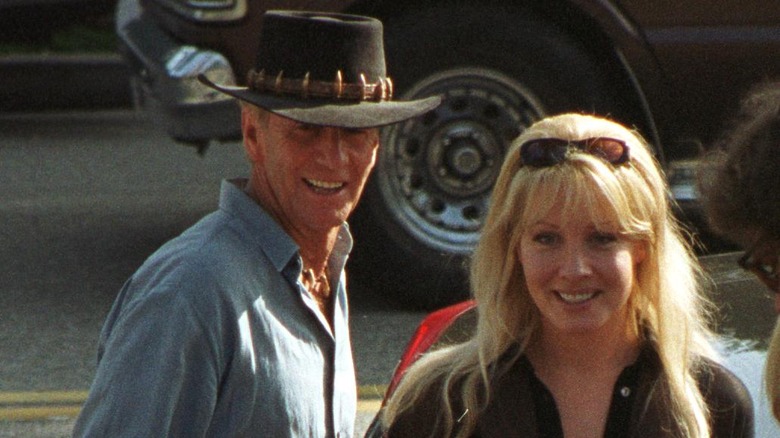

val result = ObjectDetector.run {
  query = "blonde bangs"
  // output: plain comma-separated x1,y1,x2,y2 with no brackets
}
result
517,157,650,239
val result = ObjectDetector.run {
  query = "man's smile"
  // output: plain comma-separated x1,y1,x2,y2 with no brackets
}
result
305,178,345,191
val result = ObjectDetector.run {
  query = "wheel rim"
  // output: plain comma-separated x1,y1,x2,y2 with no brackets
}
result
377,68,546,254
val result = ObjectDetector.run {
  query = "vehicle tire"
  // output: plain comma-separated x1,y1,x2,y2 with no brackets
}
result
349,6,624,309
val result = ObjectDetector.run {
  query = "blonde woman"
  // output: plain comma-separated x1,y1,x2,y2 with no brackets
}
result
698,80,780,422
379,114,753,437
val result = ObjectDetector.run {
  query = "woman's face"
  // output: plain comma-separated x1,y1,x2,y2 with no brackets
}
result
518,201,646,336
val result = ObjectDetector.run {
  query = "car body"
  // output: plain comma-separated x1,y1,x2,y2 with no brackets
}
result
362,251,779,436
114,0,780,308
0,0,94,6
0,0,115,40
0,0,123,111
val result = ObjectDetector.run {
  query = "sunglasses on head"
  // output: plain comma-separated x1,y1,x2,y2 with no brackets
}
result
738,239,780,292
519,137,630,168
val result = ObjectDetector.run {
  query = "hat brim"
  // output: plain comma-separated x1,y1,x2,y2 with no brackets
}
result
198,75,441,128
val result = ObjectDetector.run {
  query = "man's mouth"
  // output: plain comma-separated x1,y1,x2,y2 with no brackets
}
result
557,291,597,304
305,178,345,191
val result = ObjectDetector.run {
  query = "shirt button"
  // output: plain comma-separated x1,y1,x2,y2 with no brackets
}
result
620,386,631,397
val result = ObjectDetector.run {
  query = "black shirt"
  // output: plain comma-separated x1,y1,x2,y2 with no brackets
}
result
383,342,754,438
526,353,643,438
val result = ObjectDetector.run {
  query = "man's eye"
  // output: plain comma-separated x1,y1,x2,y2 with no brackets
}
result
343,128,377,140
758,262,778,276
295,123,318,132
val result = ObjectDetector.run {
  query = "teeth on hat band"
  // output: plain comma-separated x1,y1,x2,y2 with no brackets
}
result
246,68,393,102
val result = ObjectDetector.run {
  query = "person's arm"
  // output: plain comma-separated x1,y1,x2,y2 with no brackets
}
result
702,361,755,438
73,276,222,437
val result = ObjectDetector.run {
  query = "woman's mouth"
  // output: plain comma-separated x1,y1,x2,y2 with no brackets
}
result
557,291,597,304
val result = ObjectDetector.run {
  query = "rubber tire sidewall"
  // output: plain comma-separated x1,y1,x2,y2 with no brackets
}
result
350,6,620,310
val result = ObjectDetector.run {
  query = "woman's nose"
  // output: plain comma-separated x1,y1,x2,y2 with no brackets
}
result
559,245,592,278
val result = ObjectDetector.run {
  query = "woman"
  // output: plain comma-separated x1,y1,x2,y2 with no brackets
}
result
698,80,780,422
379,114,753,437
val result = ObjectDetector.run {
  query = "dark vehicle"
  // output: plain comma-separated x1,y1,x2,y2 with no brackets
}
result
115,0,780,308
362,251,779,436
0,0,114,43
0,0,124,112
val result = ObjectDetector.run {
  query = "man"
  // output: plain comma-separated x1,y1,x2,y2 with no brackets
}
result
697,79,780,422
73,10,440,437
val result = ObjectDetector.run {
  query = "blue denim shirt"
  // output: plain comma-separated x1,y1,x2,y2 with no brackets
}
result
74,179,357,437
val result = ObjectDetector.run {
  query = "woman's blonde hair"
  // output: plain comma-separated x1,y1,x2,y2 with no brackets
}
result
382,113,717,437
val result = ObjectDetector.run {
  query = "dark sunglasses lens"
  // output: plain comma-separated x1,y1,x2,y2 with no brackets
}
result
520,140,568,167
755,267,779,290
739,252,780,291
520,138,629,167
586,139,629,164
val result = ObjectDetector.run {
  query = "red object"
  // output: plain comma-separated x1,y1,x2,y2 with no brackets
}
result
383,300,477,404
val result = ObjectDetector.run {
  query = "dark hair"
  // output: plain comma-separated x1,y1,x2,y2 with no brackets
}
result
698,80,780,244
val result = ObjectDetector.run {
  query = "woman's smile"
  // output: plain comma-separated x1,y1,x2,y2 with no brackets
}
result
556,290,599,305
518,200,645,335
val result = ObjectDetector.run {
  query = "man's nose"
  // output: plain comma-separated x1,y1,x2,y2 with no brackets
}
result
315,128,349,165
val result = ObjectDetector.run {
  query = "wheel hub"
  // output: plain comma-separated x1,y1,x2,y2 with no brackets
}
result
428,121,501,198
377,68,545,253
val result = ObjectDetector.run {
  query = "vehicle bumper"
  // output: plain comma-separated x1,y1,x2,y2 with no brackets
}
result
667,159,731,250
115,0,241,146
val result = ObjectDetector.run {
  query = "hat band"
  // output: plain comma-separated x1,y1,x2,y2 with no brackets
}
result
247,69,394,102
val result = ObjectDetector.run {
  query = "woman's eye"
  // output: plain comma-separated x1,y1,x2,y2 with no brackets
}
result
532,233,559,246
590,232,617,246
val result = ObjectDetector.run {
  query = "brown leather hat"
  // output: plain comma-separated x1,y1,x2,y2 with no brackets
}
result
199,10,441,128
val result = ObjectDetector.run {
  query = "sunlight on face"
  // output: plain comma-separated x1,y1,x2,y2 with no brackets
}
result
242,110,379,238
518,200,644,337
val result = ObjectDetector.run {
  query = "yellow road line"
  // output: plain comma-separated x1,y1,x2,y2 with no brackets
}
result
0,386,385,421
0,406,82,421
0,391,88,405
357,399,382,412
357,384,387,400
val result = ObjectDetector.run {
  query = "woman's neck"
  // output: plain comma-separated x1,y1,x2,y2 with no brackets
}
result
528,321,641,375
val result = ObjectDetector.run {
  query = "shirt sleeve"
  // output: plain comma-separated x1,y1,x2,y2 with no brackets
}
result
73,271,223,437
702,360,755,438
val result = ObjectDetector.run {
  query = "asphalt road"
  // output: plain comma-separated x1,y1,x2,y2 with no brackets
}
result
2,110,780,437
0,110,427,436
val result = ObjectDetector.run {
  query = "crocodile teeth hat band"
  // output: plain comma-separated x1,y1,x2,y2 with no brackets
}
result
199,10,441,128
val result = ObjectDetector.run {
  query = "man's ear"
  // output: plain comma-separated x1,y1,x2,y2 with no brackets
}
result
241,105,262,162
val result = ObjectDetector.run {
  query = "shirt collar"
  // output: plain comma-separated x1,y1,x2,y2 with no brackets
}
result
218,178,353,276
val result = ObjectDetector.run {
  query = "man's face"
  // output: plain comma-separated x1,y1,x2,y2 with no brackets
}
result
738,236,780,311
242,107,379,238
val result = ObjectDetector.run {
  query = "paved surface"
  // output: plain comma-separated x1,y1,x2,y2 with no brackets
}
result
0,53,131,113
1,55,779,437
0,110,425,436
